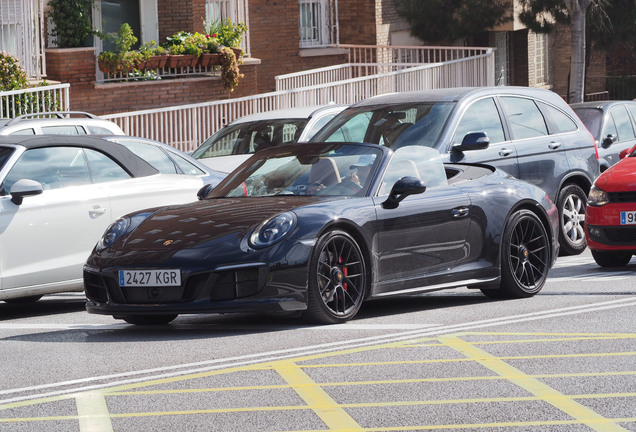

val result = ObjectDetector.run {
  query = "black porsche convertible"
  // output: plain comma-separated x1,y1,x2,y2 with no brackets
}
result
84,142,559,325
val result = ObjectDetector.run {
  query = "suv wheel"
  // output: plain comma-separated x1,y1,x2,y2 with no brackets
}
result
557,184,587,256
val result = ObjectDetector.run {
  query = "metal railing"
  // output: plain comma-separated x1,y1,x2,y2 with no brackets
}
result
0,83,70,118
103,47,494,153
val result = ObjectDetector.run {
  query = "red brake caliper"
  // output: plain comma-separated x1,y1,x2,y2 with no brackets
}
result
340,256,348,291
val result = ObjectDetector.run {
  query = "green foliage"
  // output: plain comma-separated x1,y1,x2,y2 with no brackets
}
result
0,52,28,91
48,0,95,48
517,0,570,33
394,0,510,44
97,24,141,74
216,19,247,48
219,47,243,91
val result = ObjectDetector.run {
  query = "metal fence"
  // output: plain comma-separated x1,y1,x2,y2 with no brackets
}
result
0,83,70,118
103,48,495,153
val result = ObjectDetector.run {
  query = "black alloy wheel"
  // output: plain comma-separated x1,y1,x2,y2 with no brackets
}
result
557,184,587,256
304,230,367,324
482,209,550,299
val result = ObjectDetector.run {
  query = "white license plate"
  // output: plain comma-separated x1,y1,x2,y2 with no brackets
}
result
620,211,636,225
119,270,181,287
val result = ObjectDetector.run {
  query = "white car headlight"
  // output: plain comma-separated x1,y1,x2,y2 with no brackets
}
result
249,212,296,248
587,185,609,207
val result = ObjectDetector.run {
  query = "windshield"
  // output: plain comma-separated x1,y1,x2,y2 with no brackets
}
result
209,144,383,198
192,118,310,159
310,102,455,148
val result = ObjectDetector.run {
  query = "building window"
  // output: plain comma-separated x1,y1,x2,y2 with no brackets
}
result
299,0,338,48
93,0,158,52
205,0,249,53
533,31,549,86
495,32,509,86
1,0,44,78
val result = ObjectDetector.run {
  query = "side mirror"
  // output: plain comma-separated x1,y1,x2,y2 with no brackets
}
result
452,132,490,152
197,183,215,200
619,146,635,159
10,179,43,205
382,176,426,209
602,134,617,148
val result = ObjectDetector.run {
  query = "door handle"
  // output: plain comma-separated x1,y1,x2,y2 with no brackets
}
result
548,141,561,150
89,207,107,217
452,207,469,218
498,148,513,157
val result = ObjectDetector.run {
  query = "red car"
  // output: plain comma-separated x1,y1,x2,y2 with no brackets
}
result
586,145,636,266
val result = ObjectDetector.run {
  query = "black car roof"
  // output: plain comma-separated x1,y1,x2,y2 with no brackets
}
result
0,135,159,177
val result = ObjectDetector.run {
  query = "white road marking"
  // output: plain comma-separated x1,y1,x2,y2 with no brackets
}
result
1,297,635,405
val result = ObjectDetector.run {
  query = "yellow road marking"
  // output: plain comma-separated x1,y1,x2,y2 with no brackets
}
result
440,335,630,432
272,360,362,431
76,391,113,432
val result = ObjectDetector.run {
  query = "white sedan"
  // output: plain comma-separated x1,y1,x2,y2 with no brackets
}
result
0,135,206,303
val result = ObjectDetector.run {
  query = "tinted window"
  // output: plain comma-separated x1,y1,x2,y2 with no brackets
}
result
85,149,131,183
85,126,117,134
454,98,505,145
500,97,548,139
2,147,90,193
573,108,602,138
609,105,635,141
304,113,337,140
538,102,578,133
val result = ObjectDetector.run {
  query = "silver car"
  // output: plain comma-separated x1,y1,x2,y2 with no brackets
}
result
0,111,125,136
191,104,347,174
311,87,600,255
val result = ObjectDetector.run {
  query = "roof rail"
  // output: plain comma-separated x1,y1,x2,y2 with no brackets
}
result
7,111,98,125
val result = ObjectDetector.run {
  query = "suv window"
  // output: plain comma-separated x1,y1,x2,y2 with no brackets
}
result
537,102,578,133
609,105,635,141
500,97,548,139
454,98,505,145
325,112,371,143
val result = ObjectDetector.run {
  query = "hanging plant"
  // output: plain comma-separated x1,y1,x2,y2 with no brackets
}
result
219,47,243,91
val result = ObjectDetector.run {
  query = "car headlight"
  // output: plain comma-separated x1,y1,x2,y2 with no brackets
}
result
249,212,296,248
96,212,151,252
587,185,609,206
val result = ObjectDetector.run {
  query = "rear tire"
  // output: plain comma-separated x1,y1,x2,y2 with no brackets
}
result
557,184,587,256
591,250,632,267
120,314,178,325
303,230,367,324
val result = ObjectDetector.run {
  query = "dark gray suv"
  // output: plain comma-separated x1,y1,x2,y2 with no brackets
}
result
311,86,600,255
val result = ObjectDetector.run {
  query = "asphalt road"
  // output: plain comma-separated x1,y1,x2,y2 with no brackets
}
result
1,248,635,431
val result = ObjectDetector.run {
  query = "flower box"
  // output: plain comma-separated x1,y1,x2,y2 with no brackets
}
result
166,54,198,69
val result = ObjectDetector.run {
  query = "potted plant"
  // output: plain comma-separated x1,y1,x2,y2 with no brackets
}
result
138,41,168,71
97,23,141,75
165,32,201,69
217,19,247,57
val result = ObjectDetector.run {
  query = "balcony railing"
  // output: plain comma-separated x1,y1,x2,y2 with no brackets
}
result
0,83,70,118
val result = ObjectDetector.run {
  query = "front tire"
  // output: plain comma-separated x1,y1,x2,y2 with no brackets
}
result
482,209,550,299
304,230,367,324
591,250,632,267
557,184,587,256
